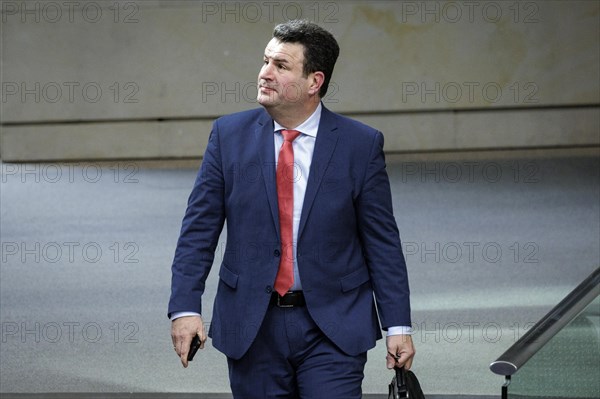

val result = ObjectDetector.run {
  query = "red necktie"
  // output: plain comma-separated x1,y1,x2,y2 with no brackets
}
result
274,129,301,296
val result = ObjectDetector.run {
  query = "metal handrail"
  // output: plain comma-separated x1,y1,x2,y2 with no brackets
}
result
490,266,600,376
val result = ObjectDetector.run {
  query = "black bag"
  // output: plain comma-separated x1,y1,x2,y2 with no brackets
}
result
388,366,425,399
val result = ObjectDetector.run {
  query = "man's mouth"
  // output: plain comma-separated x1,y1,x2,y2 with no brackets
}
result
259,86,276,92
258,81,276,92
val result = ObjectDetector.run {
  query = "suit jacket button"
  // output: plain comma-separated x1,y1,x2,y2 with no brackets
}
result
265,286,273,293
273,249,281,257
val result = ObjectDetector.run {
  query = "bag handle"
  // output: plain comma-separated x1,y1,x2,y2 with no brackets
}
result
395,366,409,399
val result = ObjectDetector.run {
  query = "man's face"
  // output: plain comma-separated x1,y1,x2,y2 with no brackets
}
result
257,38,316,110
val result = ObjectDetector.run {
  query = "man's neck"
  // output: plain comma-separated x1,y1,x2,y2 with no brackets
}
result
265,98,321,129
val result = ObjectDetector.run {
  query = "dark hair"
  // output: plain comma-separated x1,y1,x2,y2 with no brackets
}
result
273,20,340,98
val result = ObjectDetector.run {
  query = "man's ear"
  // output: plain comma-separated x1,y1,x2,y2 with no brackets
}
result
308,71,325,96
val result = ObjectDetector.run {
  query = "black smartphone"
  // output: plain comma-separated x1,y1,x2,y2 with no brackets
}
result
187,334,201,361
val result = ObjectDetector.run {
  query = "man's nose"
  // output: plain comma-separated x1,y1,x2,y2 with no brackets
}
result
259,62,273,81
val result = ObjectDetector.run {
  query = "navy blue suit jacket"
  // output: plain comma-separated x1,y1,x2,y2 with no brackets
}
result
168,105,411,360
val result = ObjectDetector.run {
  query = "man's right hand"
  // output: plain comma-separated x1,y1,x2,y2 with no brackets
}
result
171,315,206,368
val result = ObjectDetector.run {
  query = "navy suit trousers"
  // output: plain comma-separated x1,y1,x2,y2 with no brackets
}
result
227,303,367,399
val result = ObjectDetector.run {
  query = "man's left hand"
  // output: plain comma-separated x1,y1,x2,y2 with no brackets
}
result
386,334,415,369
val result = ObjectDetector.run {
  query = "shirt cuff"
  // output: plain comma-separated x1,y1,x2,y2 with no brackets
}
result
170,311,201,321
386,326,414,336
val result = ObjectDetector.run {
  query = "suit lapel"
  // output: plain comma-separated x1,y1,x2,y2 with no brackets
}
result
298,106,339,240
255,111,280,236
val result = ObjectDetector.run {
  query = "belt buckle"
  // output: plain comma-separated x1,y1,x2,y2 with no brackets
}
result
276,293,294,308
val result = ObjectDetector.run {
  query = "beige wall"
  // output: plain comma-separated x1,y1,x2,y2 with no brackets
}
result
1,0,599,161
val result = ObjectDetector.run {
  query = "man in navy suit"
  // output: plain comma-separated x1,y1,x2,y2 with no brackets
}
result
169,20,414,398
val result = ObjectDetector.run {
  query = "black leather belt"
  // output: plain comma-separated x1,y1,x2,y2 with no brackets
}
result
270,291,305,308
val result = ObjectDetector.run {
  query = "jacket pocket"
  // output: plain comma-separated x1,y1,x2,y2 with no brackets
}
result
219,264,239,289
340,267,370,292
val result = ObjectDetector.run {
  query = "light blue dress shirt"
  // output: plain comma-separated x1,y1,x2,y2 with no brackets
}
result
272,103,321,291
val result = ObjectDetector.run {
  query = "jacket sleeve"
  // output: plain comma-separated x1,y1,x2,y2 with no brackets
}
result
355,131,411,329
168,121,226,318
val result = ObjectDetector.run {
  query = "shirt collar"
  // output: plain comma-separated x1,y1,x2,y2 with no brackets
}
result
273,102,322,138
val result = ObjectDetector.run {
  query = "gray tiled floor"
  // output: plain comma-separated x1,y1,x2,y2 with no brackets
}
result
1,149,598,395
0,394,499,399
